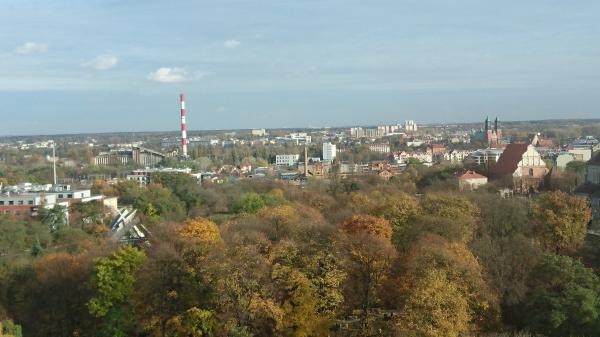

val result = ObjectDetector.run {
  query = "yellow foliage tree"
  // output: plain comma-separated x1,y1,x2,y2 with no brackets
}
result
401,234,500,333
177,218,223,246
531,190,592,254
398,269,470,337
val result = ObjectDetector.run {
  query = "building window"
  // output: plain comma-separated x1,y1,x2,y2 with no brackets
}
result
67,194,73,198
18,200,23,205
8,201,14,205
28,200,34,205
58,194,64,198
0,201,3,205
529,168,534,177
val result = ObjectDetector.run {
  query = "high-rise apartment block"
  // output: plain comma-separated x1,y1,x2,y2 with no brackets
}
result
323,142,337,161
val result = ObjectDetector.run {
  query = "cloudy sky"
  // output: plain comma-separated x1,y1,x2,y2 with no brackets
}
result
1,0,600,135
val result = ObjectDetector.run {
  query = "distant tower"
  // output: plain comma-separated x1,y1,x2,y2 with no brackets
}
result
484,116,489,131
52,141,57,185
180,94,188,158
304,145,308,177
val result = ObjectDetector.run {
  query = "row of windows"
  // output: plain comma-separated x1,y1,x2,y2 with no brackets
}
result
0,200,34,206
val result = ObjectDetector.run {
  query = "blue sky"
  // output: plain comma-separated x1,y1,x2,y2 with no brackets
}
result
1,0,599,135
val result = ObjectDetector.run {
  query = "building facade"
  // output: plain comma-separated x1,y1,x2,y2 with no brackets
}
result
276,154,300,167
493,144,548,194
323,142,337,161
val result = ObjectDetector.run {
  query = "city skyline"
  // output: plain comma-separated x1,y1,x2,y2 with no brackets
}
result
2,0,600,135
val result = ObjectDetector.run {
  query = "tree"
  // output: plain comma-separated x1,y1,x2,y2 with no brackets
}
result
400,235,500,334
0,319,22,337
520,254,600,337
337,215,396,334
88,246,146,337
398,269,470,337
235,193,266,214
177,218,223,246
531,191,592,254
39,204,68,231
165,307,216,337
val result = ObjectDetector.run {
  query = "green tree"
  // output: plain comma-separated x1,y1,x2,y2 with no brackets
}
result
0,319,22,337
521,254,600,337
165,307,216,337
235,193,266,214
88,246,146,337
39,204,68,231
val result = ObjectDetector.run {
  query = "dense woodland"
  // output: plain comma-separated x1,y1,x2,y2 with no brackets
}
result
1,162,599,337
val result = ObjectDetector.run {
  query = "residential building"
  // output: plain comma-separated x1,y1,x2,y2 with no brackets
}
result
323,142,337,161
127,167,194,186
469,148,504,165
568,148,592,162
555,153,575,171
573,136,600,151
276,154,300,167
367,143,390,153
493,144,549,194
458,171,488,191
587,153,600,185
404,120,418,132
444,150,472,163
94,147,165,166
251,129,267,137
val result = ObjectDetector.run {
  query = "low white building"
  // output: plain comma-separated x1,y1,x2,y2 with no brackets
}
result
276,154,300,167
251,129,267,137
444,150,473,163
568,148,592,162
458,171,488,191
367,143,390,153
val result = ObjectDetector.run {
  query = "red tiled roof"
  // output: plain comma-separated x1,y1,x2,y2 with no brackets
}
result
432,144,445,148
493,143,529,176
537,139,555,147
458,170,487,180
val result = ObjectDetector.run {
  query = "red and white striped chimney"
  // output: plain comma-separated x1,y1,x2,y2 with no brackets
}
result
180,93,188,157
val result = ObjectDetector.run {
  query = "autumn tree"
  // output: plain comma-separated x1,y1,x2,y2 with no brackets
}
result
531,191,592,254
337,215,396,334
88,246,146,337
399,235,500,335
398,269,470,337
177,218,223,246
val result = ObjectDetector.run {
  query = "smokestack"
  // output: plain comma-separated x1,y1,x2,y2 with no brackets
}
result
52,141,57,185
304,145,308,177
180,94,188,158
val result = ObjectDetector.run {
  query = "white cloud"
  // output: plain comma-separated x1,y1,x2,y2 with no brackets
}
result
83,54,118,70
224,39,241,48
15,42,48,54
148,67,189,83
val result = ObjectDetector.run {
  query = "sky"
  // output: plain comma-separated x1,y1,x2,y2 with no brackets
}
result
1,0,600,135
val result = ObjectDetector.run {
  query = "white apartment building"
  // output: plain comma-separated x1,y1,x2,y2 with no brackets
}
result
276,154,300,167
323,142,337,161
368,143,391,153
405,120,418,132
251,129,267,137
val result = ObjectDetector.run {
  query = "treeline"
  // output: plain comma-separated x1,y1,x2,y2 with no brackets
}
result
1,168,599,337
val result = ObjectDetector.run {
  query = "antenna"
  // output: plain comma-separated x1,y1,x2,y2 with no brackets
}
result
180,94,188,158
